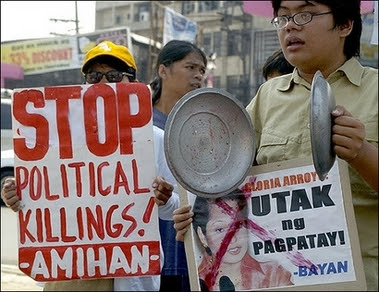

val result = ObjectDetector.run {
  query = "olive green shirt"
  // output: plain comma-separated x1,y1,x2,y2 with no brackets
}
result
246,57,378,290
43,278,113,291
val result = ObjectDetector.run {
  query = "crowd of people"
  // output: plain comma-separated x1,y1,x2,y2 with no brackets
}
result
1,0,377,291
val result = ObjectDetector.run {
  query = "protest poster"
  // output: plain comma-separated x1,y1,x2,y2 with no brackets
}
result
12,82,161,282
182,157,366,291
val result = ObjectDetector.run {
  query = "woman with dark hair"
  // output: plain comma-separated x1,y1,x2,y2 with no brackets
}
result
192,192,293,291
150,40,207,130
149,40,207,292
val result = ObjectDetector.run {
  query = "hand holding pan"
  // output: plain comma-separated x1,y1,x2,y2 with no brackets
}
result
310,70,336,181
164,88,254,291
164,88,256,198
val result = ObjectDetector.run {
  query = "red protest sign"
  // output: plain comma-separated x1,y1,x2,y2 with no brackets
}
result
12,83,160,282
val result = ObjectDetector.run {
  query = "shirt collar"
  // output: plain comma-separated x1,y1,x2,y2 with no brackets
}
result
276,69,305,92
277,57,364,92
331,57,364,86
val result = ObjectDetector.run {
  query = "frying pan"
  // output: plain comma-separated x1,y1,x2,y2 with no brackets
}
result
310,70,336,181
164,88,255,198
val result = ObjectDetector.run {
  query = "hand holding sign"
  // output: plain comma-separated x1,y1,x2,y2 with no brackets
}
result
12,83,162,282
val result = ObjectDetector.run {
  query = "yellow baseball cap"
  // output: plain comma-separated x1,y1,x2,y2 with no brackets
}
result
81,41,137,73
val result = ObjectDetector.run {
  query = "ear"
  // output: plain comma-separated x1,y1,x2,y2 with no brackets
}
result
339,19,354,37
197,226,208,247
158,64,168,79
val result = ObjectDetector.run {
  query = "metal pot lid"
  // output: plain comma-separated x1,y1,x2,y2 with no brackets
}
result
164,88,256,198
310,70,336,181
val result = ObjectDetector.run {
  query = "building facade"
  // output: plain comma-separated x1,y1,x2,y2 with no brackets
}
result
94,1,278,106
3,1,375,104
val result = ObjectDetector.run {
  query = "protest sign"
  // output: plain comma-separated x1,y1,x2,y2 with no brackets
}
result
183,157,366,291
12,83,161,282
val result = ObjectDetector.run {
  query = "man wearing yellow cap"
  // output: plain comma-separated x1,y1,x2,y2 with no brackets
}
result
81,40,137,84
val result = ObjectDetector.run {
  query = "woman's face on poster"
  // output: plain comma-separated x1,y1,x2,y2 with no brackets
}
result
205,199,249,264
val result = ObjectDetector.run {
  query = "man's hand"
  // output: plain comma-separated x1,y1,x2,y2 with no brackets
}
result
152,176,173,206
1,177,22,212
173,205,194,241
332,105,365,162
332,105,378,191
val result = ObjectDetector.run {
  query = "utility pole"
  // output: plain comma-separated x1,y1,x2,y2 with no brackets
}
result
148,1,165,82
219,3,252,106
75,1,79,35
50,1,80,36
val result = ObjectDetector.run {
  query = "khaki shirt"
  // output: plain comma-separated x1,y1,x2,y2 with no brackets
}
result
43,278,113,291
246,57,378,290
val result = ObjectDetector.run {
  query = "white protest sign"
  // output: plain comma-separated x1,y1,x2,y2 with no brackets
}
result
12,83,160,282
185,158,366,291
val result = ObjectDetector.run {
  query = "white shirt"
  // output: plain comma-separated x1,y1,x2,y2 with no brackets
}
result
114,125,179,291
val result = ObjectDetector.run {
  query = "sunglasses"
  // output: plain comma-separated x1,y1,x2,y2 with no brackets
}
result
84,70,133,84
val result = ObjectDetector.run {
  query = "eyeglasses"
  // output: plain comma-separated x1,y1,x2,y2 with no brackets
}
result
84,70,133,84
271,11,333,30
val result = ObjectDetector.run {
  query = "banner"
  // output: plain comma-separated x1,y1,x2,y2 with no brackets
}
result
1,37,78,75
12,83,161,281
163,7,197,45
184,158,366,291
1,28,132,75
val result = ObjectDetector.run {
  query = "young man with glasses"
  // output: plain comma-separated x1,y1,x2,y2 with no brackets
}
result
251,3,378,289
2,40,179,291
173,1,377,290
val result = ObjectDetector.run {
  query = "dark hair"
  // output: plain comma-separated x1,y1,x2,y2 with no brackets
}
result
84,55,136,82
271,0,362,59
192,190,248,236
262,48,294,80
150,40,207,105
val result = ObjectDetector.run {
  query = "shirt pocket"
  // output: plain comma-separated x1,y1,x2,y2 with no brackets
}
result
256,130,288,164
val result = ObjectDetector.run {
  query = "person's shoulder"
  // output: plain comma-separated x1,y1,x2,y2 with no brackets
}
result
362,65,378,77
264,72,292,85
258,259,282,268
258,73,292,93
153,125,164,139
358,63,378,89
343,58,377,81
258,259,290,275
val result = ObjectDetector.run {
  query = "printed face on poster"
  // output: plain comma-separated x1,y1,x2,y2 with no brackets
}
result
185,158,366,291
12,83,161,282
